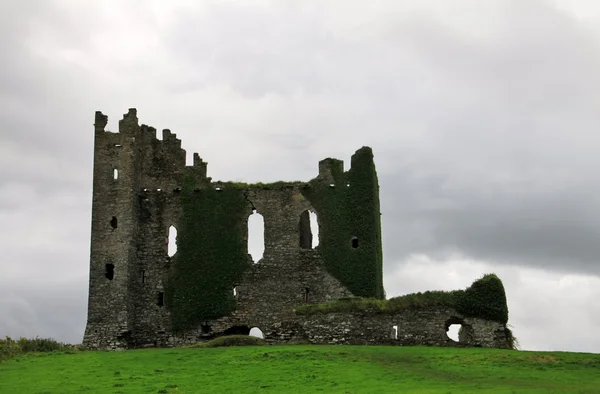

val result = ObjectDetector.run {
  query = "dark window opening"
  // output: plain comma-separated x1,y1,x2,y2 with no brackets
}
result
299,210,312,249
105,264,114,280
201,324,212,334
351,236,359,249
157,292,164,307
141,270,146,284
224,325,250,336
303,287,310,303
299,210,319,249
110,216,118,229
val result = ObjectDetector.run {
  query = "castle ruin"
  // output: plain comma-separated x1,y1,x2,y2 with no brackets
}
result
83,109,512,350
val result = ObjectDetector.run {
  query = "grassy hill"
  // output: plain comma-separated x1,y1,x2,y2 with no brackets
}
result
1,345,599,393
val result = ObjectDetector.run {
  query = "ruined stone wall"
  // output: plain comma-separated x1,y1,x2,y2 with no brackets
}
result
296,308,511,349
83,109,380,349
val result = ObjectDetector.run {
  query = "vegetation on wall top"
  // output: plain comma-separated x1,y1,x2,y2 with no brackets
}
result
295,274,509,324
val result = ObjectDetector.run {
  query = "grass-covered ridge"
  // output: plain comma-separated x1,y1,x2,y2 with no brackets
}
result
187,335,265,348
1,345,599,393
0,337,75,362
296,274,509,324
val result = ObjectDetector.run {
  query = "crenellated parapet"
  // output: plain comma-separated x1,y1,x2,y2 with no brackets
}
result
93,108,210,192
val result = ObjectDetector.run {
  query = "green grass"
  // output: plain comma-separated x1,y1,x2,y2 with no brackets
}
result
1,346,599,393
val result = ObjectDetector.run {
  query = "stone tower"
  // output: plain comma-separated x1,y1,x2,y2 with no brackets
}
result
83,109,383,349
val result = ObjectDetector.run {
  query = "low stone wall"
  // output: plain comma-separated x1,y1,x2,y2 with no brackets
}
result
296,307,511,349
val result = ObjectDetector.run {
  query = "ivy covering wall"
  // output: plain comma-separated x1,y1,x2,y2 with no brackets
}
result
166,181,250,332
302,147,384,299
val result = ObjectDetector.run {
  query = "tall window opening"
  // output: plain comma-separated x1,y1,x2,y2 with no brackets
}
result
113,168,119,180
249,327,264,339
391,325,398,339
168,225,177,257
299,210,319,249
141,270,146,284
157,292,164,307
248,210,265,263
447,324,461,342
351,236,359,249
303,287,310,303
105,264,114,280
110,216,118,229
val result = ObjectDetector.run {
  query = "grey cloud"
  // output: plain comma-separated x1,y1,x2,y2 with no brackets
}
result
2,0,600,351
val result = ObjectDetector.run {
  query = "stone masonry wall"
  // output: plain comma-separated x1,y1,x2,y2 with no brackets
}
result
296,308,511,349
83,109,374,349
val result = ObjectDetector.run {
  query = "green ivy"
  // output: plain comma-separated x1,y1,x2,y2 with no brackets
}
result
166,179,250,332
296,274,509,324
301,147,384,299
455,273,509,324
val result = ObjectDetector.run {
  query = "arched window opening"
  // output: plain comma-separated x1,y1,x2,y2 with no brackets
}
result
168,225,177,257
299,210,319,249
351,236,358,249
110,216,118,229
105,264,114,280
113,168,119,180
248,210,265,263
249,327,264,339
447,324,461,342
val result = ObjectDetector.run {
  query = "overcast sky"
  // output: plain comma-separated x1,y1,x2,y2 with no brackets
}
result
2,0,600,353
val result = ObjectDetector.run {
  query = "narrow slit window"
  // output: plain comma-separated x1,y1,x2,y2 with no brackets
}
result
105,264,114,280
168,225,177,257
141,270,146,284
299,210,319,249
110,216,118,229
304,287,310,303
351,236,359,249
113,169,119,180
157,292,164,307
248,210,265,263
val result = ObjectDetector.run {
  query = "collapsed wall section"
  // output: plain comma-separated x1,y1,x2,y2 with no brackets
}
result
297,308,512,348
